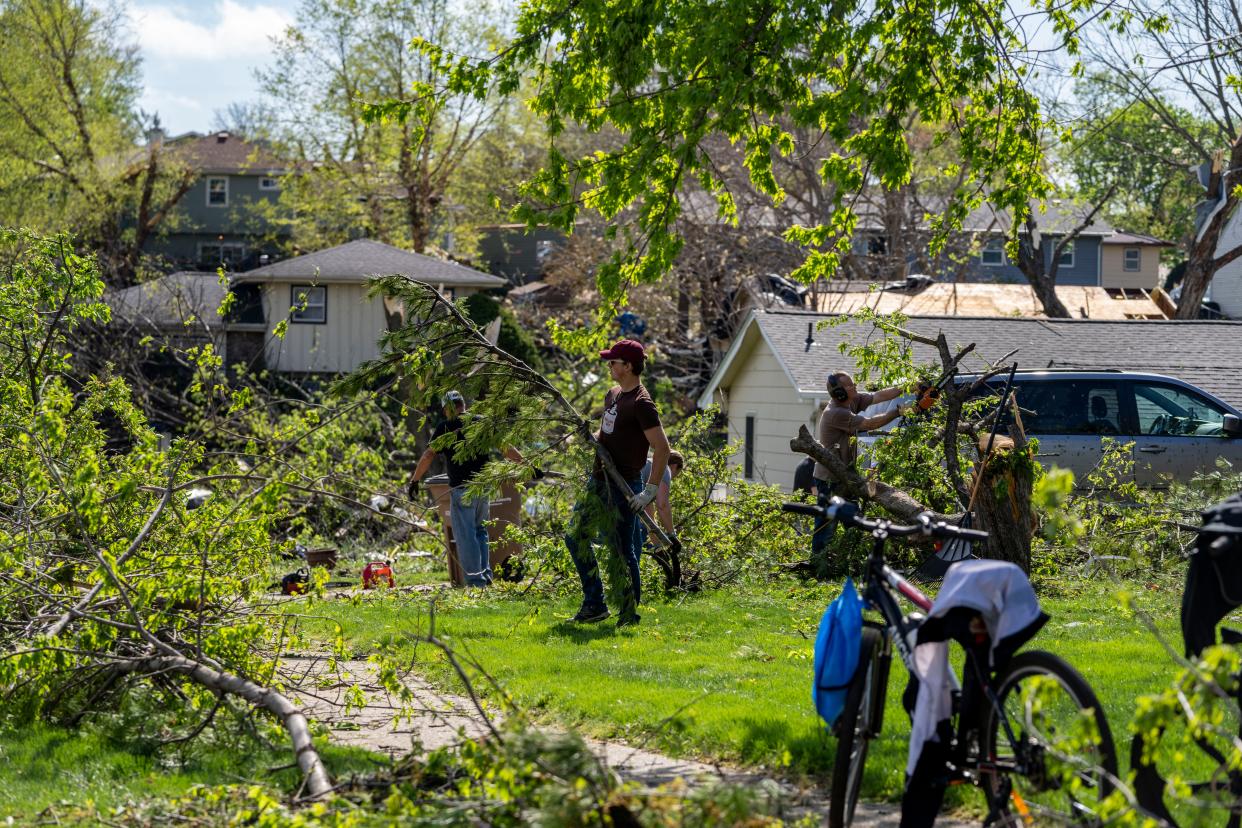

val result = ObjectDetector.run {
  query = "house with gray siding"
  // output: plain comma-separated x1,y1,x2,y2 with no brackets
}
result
108,239,506,376
849,201,1171,290
145,131,289,271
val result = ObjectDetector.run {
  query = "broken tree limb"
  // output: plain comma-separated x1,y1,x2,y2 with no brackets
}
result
789,425,956,523
114,655,333,798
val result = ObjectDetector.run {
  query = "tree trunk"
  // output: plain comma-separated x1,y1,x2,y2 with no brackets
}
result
1025,268,1071,318
1176,257,1214,318
968,429,1036,573
1176,132,1242,318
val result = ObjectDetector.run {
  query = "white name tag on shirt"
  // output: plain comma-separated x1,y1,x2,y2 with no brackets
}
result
602,404,618,434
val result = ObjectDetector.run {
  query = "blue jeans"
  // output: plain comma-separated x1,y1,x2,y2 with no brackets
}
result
565,476,642,616
450,487,491,586
811,478,837,566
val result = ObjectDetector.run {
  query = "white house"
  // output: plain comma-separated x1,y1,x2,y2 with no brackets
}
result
1209,208,1242,317
227,239,506,374
699,309,1242,491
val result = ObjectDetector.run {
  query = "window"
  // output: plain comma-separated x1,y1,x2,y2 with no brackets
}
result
198,242,246,268
535,238,558,265
1057,240,1074,268
206,176,228,206
259,176,280,190
1130,382,1228,437
226,284,264,324
1123,247,1141,272
744,415,756,479
290,285,326,324
1013,381,1121,435
980,237,1005,266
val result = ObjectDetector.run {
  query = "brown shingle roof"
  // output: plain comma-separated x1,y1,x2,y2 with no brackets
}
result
168,131,285,175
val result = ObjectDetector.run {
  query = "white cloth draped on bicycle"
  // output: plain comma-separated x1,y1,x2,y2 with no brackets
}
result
906,559,1047,777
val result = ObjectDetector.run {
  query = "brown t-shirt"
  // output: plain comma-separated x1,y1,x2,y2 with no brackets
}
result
813,392,875,481
597,384,661,481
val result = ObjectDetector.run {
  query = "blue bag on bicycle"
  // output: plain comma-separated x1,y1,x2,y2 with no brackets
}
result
812,577,863,728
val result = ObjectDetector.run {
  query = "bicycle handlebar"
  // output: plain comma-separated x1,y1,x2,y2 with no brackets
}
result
781,497,989,542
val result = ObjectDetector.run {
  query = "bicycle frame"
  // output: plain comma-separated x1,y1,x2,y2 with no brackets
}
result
854,527,1028,807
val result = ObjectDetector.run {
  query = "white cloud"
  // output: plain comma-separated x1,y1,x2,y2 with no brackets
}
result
132,0,293,61
138,88,206,114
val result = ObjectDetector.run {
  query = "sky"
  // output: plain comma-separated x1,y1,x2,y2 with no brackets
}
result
129,0,299,135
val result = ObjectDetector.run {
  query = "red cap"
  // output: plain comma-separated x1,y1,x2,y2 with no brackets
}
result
600,339,645,363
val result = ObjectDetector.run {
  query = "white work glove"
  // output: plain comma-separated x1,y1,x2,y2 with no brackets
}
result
629,483,659,511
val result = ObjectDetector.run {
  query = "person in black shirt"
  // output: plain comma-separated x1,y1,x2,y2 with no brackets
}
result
410,391,519,587
565,339,671,628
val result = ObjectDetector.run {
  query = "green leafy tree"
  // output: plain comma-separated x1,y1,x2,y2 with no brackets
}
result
0,0,197,284
256,0,508,253
413,0,1094,336
1085,0,1242,316
1066,79,1215,254
0,229,336,793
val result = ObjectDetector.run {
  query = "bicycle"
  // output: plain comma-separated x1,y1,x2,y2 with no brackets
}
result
783,497,1118,827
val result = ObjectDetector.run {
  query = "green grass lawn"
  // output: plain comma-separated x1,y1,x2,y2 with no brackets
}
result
288,574,1188,805
0,721,379,821
0,574,1192,821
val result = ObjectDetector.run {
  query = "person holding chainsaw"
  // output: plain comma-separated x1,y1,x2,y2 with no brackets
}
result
810,372,935,567
565,339,671,628
408,391,522,588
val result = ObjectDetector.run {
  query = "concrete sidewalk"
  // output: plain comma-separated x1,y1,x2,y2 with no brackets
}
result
285,656,965,827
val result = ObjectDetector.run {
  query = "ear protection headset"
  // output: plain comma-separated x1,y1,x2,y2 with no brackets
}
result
827,373,849,402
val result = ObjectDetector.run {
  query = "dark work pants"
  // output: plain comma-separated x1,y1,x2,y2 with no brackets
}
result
811,478,837,565
564,476,643,617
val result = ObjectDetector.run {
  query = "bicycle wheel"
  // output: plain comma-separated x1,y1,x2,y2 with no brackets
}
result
983,649,1118,825
829,626,885,828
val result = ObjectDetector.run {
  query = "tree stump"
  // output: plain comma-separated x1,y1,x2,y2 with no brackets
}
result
970,429,1037,573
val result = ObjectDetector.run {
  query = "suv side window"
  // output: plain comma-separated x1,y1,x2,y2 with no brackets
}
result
1015,380,1122,435
1129,382,1228,437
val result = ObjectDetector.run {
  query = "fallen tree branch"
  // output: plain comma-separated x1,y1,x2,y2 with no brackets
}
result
789,425,956,523
113,654,332,798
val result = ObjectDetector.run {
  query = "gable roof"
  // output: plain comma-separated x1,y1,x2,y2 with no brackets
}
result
105,271,226,328
1102,231,1175,247
701,309,1242,410
233,239,507,288
168,131,285,175
959,201,1114,237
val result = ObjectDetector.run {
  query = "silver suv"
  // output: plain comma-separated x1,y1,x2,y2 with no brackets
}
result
966,371,1242,486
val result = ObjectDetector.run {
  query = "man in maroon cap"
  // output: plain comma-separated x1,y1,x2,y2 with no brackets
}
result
564,338,671,628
